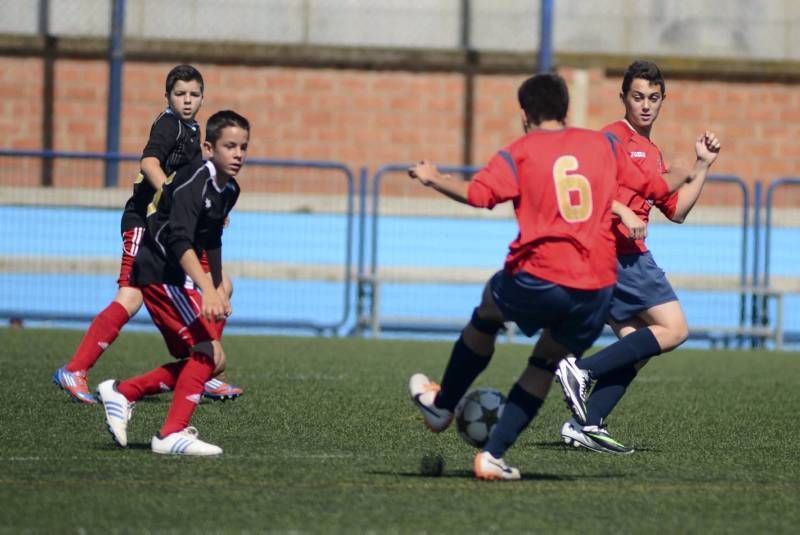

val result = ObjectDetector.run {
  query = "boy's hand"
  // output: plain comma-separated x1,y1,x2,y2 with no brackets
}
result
408,160,443,186
217,286,232,318
619,210,647,240
695,131,721,166
201,290,227,321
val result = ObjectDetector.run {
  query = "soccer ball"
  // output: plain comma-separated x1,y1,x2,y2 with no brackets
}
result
454,388,506,448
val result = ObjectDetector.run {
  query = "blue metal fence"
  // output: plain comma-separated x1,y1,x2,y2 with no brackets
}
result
358,165,770,346
0,149,797,348
0,149,356,336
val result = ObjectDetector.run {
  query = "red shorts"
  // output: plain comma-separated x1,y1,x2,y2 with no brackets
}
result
119,226,210,288
117,227,145,287
141,283,221,359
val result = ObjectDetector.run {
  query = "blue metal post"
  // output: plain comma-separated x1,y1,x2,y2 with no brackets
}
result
750,181,762,346
104,0,125,187
538,0,554,72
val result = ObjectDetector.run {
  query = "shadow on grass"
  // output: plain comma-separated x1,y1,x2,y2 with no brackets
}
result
367,469,606,481
533,440,660,453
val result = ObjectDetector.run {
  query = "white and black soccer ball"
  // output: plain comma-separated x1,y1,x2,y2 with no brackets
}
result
454,388,506,448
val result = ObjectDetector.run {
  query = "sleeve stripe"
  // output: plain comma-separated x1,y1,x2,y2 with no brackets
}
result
498,150,519,183
604,132,621,158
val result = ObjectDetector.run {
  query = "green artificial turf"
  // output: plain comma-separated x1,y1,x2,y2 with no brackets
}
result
1,328,798,533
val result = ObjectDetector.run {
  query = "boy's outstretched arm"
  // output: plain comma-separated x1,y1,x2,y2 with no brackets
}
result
669,131,721,223
408,160,470,204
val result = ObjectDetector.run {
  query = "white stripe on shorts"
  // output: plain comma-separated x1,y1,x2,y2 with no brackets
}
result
164,284,198,326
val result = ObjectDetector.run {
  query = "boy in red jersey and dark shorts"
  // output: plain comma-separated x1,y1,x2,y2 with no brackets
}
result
407,73,693,480
52,65,242,404
95,110,249,456
556,60,720,454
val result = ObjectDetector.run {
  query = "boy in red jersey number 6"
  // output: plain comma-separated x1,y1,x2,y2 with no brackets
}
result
407,73,695,479
95,110,249,456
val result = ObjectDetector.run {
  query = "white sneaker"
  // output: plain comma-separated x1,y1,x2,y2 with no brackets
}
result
554,357,592,425
151,427,223,456
96,380,134,448
408,373,453,432
473,451,521,481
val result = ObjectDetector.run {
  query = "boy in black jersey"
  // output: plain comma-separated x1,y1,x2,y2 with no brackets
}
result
53,65,242,404
96,110,249,456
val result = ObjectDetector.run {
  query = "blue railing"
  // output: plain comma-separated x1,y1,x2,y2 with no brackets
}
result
0,149,356,336
0,148,796,348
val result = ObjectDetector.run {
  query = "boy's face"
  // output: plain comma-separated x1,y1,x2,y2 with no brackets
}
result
621,78,664,131
205,126,249,179
167,80,203,121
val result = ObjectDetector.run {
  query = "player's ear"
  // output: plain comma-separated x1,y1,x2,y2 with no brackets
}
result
203,140,213,158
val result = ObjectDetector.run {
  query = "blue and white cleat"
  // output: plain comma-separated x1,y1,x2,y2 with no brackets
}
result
151,427,222,456
52,366,96,404
96,380,134,447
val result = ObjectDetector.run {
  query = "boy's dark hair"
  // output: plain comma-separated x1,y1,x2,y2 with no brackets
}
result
165,64,204,94
517,73,569,125
621,60,665,95
206,110,250,145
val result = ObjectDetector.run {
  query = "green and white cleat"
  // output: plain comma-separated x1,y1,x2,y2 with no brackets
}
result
561,417,634,455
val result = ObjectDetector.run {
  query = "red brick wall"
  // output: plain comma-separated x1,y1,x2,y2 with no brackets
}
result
1,56,798,196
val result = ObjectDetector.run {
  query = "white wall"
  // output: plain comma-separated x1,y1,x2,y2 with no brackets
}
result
6,0,800,61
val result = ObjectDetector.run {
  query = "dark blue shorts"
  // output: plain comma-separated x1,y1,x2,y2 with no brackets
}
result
608,251,678,323
490,270,613,357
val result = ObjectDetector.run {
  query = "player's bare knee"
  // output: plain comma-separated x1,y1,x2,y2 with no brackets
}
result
115,288,143,317
669,322,689,349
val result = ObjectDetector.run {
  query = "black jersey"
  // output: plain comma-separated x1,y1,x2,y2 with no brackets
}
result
132,161,240,287
121,108,202,232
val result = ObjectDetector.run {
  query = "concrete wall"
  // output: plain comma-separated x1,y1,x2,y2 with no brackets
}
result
4,0,800,59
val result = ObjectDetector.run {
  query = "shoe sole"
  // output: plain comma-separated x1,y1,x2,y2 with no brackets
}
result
562,428,634,455
203,393,243,402
583,433,635,455
152,449,222,456
554,371,587,425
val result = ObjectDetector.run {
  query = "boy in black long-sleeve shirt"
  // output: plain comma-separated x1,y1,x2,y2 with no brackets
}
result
54,65,243,403
95,110,249,456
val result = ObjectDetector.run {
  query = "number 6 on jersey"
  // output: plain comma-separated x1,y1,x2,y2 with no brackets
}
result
553,155,592,222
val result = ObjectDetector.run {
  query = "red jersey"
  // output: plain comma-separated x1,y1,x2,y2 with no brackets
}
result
602,120,679,255
467,127,669,290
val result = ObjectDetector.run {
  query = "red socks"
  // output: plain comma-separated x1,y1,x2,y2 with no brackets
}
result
117,360,186,402
66,301,130,372
159,352,214,437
